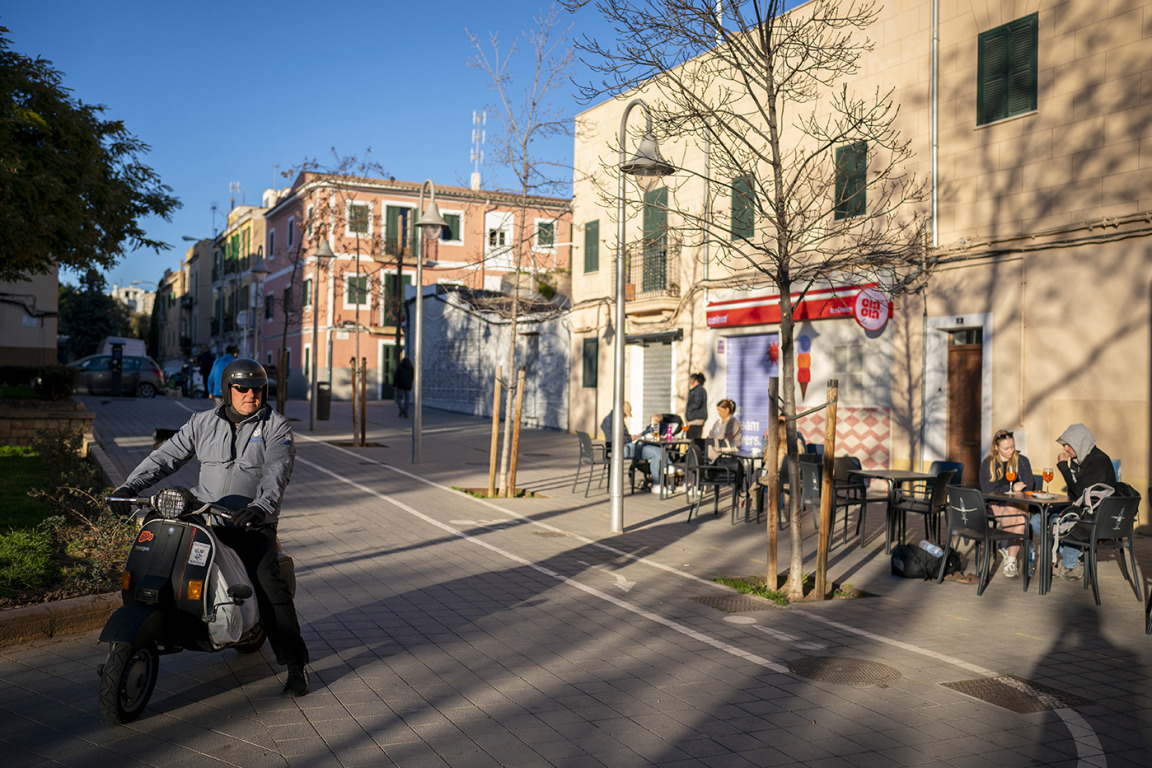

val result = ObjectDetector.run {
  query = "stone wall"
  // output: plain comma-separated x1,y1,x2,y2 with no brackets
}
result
0,400,96,452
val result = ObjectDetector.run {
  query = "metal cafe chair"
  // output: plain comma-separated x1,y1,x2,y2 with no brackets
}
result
573,431,609,497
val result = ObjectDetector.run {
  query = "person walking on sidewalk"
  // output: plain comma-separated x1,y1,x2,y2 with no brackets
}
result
110,358,311,697
394,356,414,417
207,345,238,406
198,345,215,397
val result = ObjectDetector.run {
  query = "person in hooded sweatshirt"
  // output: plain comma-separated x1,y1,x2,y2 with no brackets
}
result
1036,423,1117,579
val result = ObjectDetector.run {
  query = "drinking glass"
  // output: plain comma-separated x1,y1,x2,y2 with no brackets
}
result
1042,467,1054,493
1005,469,1017,490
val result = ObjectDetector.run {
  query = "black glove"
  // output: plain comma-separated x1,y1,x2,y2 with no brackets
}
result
232,505,267,529
109,486,135,516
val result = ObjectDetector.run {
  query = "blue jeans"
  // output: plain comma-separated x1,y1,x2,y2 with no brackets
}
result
1030,511,1080,569
624,442,665,486
395,388,411,416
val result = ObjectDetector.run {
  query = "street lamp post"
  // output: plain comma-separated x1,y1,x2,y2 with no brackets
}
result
609,99,675,534
309,238,335,431
413,180,448,464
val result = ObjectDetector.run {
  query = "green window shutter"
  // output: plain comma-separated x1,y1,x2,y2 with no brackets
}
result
303,278,313,307
731,174,754,240
584,220,599,273
834,142,867,220
582,337,598,388
346,275,368,306
978,13,1037,125
641,187,668,292
537,221,555,249
349,203,370,235
442,213,461,241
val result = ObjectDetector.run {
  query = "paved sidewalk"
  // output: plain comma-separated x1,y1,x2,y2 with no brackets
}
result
2,393,1151,766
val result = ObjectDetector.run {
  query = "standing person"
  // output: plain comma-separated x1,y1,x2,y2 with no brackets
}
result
394,356,414,417
979,428,1034,578
685,373,707,427
208,345,238,406
110,359,310,696
198,345,215,397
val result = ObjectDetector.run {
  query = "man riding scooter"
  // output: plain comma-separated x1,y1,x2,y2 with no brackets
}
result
111,358,310,697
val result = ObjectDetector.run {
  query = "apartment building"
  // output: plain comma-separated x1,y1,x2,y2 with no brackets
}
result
569,0,1152,519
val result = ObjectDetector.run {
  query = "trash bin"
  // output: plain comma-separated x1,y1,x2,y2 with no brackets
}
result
316,382,331,421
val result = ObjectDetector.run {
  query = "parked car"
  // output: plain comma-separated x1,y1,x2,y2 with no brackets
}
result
69,354,166,398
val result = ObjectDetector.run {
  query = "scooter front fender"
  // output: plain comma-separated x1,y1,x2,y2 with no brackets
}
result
99,604,166,647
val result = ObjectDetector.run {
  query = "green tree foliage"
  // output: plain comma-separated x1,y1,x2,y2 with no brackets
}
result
58,270,132,360
0,26,180,282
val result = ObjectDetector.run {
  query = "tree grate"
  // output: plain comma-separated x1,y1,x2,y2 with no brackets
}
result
787,656,901,686
691,594,782,612
941,675,1091,713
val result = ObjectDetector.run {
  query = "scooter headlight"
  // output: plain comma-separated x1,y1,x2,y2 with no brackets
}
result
155,487,192,519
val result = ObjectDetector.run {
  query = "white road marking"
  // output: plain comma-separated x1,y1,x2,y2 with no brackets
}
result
297,436,1103,765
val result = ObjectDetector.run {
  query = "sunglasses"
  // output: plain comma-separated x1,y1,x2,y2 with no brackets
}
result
231,385,258,393
994,430,1013,439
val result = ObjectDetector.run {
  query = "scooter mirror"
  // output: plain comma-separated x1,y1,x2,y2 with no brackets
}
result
226,584,253,601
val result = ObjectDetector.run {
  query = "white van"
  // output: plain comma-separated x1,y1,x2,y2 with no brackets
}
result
98,336,147,357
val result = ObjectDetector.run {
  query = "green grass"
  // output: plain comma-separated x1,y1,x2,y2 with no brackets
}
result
713,573,862,606
0,446,52,531
0,529,54,592
0,385,38,399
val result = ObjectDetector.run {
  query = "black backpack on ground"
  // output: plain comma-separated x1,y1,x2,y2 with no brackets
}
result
891,544,962,580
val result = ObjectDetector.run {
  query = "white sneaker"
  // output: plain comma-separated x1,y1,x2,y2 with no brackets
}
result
650,486,663,494
1002,558,1019,578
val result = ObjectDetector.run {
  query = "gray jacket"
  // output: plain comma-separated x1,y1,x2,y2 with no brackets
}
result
122,404,295,526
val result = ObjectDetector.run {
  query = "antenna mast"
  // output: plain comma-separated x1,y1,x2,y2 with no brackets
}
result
470,110,486,191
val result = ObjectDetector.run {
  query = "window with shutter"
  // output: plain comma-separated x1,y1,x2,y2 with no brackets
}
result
834,141,867,220
642,187,668,292
977,13,1038,125
731,174,755,240
584,220,599,273
582,337,598,388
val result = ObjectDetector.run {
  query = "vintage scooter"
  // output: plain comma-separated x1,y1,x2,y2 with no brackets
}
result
97,487,293,725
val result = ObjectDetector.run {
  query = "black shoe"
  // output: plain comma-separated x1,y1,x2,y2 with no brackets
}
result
283,665,309,697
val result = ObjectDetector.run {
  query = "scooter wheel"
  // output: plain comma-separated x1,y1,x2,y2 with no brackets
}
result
98,641,159,725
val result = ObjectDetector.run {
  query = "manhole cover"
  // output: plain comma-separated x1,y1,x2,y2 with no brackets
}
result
942,675,1091,713
787,656,901,686
692,594,782,612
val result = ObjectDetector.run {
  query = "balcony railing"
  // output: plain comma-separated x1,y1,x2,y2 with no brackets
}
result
627,246,680,300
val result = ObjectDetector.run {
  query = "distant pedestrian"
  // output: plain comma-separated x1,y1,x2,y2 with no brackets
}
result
685,373,707,426
198,346,215,397
208,345,238,406
394,356,414,417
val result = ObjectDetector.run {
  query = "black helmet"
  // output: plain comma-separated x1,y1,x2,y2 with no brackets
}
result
221,358,268,406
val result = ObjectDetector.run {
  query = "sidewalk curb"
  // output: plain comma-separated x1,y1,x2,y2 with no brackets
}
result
0,592,119,648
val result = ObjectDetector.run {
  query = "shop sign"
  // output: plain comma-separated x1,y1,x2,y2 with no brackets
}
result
706,284,889,329
853,287,890,331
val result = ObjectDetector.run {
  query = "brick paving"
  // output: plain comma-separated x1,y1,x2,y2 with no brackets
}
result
2,392,1151,766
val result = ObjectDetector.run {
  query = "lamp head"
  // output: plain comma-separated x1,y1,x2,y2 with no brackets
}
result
416,199,448,242
622,131,675,180
313,239,336,260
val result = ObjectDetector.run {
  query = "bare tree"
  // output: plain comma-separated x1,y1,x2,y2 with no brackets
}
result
568,0,926,598
468,4,575,497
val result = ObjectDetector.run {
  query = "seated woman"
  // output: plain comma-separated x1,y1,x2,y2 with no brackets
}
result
978,428,1034,579
704,399,745,491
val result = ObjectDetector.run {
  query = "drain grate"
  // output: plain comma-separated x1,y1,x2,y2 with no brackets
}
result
787,656,901,686
692,594,782,612
942,675,1091,713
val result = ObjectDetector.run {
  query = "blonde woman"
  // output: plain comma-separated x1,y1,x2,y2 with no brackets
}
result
978,429,1034,578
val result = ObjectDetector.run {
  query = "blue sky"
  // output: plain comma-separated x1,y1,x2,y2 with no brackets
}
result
3,1,607,291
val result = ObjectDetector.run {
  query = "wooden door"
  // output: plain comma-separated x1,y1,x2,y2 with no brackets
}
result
947,343,982,486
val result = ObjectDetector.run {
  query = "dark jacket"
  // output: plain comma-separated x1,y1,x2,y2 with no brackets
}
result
601,412,631,445
393,359,414,390
685,384,707,423
1058,446,1116,499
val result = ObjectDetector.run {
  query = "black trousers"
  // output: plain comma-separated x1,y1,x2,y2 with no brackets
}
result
214,526,309,668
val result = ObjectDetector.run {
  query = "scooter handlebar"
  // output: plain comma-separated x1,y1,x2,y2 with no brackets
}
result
105,488,233,520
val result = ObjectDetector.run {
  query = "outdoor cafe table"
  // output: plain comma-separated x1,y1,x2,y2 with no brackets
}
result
983,489,1073,595
851,468,937,553
633,437,694,500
